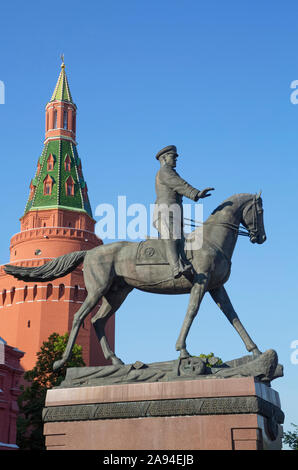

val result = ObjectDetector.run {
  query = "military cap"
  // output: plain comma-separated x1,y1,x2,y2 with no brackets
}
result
155,145,178,160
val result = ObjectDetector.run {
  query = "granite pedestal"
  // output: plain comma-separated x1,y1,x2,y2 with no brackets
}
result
43,376,283,450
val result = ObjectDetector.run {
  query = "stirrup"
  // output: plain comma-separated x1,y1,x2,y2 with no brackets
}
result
173,264,192,279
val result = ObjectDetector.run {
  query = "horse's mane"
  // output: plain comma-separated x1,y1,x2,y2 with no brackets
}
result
207,193,255,221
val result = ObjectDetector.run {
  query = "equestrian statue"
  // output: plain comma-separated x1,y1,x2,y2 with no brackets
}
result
4,146,267,372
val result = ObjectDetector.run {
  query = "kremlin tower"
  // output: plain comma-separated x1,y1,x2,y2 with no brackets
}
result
0,59,115,371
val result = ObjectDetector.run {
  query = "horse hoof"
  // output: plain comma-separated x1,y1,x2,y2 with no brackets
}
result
179,349,190,359
111,356,124,366
252,348,262,357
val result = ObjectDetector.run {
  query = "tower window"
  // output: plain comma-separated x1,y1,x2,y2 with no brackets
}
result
82,184,88,201
43,174,54,195
58,284,65,299
29,181,35,200
1,289,6,306
33,285,38,300
68,110,72,131
63,110,68,129
65,176,74,196
47,284,53,299
64,154,71,172
74,285,79,301
47,154,55,171
10,287,15,304
53,110,57,129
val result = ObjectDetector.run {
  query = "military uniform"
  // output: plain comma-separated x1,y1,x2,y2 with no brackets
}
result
153,145,200,278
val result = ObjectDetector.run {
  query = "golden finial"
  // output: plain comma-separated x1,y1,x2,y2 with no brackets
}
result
61,53,65,69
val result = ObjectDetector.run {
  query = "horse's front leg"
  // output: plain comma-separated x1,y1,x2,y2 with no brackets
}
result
209,285,262,357
176,273,209,358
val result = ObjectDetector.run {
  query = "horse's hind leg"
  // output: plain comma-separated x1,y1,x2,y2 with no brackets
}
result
53,254,114,371
92,285,133,365
53,290,102,371
176,273,209,358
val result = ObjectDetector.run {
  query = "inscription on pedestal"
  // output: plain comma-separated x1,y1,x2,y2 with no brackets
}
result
43,394,284,442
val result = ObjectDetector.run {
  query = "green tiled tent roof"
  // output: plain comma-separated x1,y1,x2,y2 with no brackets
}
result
24,62,93,218
50,63,73,103
24,139,93,218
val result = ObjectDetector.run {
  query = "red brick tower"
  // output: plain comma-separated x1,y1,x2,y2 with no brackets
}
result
0,60,115,371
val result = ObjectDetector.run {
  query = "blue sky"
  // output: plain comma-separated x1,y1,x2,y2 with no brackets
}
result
0,1,297,445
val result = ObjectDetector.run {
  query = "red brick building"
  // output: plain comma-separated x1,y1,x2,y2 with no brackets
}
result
0,60,115,372
0,337,24,450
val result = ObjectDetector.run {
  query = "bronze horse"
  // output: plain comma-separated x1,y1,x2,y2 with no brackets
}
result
4,192,266,370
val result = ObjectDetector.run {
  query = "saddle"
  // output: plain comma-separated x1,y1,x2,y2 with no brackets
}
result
136,237,194,266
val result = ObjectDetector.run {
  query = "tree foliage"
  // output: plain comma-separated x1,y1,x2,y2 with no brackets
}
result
197,352,223,368
283,423,298,450
17,332,85,450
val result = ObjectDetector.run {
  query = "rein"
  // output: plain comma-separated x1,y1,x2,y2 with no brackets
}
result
184,195,261,238
184,218,250,237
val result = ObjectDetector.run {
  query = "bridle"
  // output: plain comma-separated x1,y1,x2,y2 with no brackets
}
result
241,195,263,241
184,194,263,239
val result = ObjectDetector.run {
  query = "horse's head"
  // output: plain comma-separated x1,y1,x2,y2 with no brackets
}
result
241,192,266,244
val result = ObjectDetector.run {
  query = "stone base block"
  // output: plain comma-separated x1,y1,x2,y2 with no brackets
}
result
43,377,284,450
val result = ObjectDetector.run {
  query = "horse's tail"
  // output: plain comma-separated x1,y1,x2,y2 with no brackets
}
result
4,250,87,282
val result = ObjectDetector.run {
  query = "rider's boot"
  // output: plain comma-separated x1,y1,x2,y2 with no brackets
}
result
165,240,192,278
